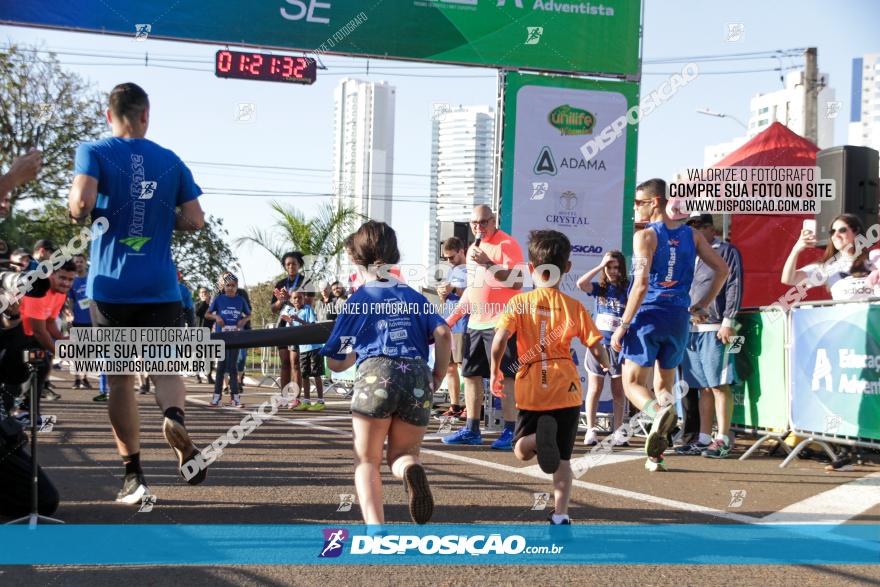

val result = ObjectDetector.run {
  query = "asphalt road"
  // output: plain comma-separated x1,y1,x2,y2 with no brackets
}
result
2,375,878,586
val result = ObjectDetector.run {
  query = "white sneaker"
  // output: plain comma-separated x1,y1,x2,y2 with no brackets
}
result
645,458,668,472
611,432,631,447
583,428,599,446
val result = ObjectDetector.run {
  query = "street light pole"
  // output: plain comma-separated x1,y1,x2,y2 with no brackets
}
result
696,108,748,130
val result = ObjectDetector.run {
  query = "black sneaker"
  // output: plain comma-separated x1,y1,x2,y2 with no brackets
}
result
116,472,150,504
825,456,854,472
81,379,93,390
536,415,560,474
674,441,711,456
403,464,434,524
41,389,61,401
163,417,207,485
645,404,677,459
72,379,83,390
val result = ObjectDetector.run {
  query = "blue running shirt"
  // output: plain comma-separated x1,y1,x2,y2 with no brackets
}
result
74,138,202,303
641,221,697,309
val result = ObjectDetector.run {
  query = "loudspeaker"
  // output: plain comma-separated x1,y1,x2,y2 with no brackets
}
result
438,221,474,252
815,146,879,243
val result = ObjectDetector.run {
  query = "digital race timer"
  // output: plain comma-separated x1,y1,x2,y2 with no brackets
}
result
214,50,317,85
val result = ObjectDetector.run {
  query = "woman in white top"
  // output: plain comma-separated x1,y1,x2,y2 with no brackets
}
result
781,213,877,301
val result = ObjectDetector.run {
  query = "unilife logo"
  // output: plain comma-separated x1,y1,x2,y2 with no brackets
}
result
319,528,349,558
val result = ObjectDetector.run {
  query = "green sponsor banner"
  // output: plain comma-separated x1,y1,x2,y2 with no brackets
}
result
790,302,880,441
731,311,788,432
1,0,641,76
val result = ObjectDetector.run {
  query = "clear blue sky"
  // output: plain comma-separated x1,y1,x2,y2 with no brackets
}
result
2,0,877,286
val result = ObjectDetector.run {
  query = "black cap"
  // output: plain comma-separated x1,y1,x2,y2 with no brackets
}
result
686,214,714,228
33,239,56,251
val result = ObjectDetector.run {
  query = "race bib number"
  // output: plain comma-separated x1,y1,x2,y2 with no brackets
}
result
222,325,239,332
595,313,621,332
78,298,91,310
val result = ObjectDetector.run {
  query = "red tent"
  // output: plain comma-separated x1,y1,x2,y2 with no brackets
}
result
715,122,828,308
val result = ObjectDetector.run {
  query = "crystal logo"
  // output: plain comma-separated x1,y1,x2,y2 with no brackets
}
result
549,105,595,135
319,528,349,558
559,190,578,212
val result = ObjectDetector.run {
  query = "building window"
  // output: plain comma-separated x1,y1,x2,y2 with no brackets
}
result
758,107,769,114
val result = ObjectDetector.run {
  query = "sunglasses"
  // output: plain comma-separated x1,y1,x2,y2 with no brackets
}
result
633,199,653,208
829,226,851,236
469,218,493,227
439,255,456,262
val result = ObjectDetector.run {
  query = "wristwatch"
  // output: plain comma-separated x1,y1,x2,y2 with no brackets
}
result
620,322,630,331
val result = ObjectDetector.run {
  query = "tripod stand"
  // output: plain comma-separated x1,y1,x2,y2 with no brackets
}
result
6,350,63,527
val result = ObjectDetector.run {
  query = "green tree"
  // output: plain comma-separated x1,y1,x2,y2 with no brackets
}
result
0,44,105,207
236,200,363,285
171,215,238,290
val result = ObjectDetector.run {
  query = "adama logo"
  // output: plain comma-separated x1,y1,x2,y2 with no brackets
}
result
319,528,349,558
119,236,152,252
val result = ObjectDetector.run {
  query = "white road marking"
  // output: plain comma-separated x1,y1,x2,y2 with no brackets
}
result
759,471,880,525
520,449,646,475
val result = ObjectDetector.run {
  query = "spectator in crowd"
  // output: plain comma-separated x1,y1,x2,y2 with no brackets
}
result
282,291,324,411
270,252,309,394
676,214,743,459
178,272,195,327
9,248,31,272
436,237,468,419
321,220,450,525
235,283,252,392
782,213,877,301
442,204,525,450
576,251,628,446
194,287,215,384
67,254,102,397
28,239,55,271
0,150,41,218
314,283,335,322
330,281,348,317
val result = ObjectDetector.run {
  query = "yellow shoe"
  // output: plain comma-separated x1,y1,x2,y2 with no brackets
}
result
306,401,326,412
293,401,311,411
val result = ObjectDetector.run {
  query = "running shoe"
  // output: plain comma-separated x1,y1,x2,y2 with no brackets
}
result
72,379,83,390
92,392,108,402
403,463,434,524
162,416,207,485
536,415,560,474
293,401,311,411
611,435,631,448
674,441,711,456
228,395,244,408
825,456,854,472
490,427,514,451
81,379,93,390
583,428,599,446
644,404,677,459
306,401,326,412
441,427,483,445
701,439,731,459
116,472,150,504
138,385,150,395
644,457,668,472
209,394,221,407
458,408,468,421
41,389,61,401
287,399,301,410
547,510,572,525
440,406,463,418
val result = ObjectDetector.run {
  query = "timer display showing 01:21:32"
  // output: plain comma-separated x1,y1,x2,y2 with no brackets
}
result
214,50,317,85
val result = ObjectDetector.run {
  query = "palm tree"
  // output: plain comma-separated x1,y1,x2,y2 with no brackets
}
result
236,200,364,285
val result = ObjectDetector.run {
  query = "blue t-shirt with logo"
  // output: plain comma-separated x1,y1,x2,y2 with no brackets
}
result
281,304,322,352
74,137,202,304
642,221,697,309
440,263,469,334
208,294,251,333
68,275,91,325
320,279,445,366
587,281,627,343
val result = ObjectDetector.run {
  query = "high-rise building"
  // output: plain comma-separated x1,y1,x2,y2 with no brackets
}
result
848,53,880,152
423,104,495,269
332,79,395,224
704,69,836,166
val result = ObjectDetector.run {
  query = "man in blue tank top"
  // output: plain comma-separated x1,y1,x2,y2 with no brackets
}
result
610,179,729,472
68,83,208,504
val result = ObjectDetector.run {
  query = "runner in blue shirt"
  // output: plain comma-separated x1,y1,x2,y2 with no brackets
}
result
321,221,451,525
609,179,729,472
206,273,250,407
436,237,468,418
67,82,208,504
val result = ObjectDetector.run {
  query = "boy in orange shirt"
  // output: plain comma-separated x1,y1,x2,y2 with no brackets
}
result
490,230,608,525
